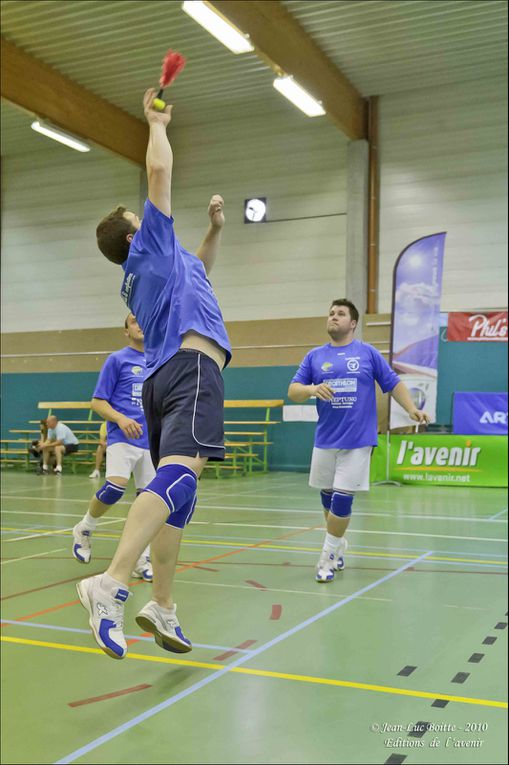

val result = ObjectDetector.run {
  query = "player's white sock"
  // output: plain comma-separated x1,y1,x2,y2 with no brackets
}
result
323,532,342,557
42,463,48,470
81,511,99,532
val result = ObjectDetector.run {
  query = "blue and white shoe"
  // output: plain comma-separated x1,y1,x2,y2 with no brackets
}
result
76,574,131,660
132,549,153,582
72,523,92,564
136,601,192,653
334,538,348,571
316,551,335,583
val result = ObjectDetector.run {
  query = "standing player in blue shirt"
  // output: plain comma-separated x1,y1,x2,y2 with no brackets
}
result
289,299,430,583
72,313,154,582
76,88,231,660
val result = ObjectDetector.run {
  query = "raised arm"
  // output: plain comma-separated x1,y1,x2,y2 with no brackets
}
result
196,195,225,275
143,88,173,218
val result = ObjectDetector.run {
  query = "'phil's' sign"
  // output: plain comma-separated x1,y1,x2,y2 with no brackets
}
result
447,311,508,342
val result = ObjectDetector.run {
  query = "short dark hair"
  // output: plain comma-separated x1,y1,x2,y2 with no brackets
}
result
96,206,135,265
330,299,359,324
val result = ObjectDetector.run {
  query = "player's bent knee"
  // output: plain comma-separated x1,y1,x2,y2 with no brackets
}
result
142,464,197,522
95,480,126,505
330,490,354,518
320,490,333,511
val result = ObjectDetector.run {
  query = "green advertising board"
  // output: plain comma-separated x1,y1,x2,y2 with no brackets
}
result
370,434,508,487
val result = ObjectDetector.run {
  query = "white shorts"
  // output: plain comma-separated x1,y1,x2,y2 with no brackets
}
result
309,446,372,492
105,442,155,489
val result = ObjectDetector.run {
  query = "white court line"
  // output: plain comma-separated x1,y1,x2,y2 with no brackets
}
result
490,508,508,521
3,517,125,543
54,552,431,764
1,547,65,565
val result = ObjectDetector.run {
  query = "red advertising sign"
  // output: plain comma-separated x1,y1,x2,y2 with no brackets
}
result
447,311,508,342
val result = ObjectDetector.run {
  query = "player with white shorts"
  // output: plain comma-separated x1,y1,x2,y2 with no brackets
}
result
289,299,430,583
72,313,155,581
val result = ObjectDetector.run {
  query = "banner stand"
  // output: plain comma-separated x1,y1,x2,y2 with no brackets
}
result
372,431,401,487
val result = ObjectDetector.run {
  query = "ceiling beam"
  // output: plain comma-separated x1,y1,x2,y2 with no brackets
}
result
207,0,367,140
1,37,147,166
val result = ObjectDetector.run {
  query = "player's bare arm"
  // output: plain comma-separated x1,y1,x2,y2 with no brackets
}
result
195,195,225,274
288,382,335,402
391,381,431,424
91,398,143,439
144,88,173,218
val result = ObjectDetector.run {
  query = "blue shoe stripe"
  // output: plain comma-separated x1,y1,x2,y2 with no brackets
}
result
73,544,87,563
175,626,191,646
115,589,129,602
98,619,125,657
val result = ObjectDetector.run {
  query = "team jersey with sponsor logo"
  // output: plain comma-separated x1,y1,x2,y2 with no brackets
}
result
291,340,400,449
120,199,232,377
93,346,149,449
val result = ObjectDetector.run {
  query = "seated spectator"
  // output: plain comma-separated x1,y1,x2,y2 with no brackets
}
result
29,419,49,473
89,421,107,479
39,415,79,475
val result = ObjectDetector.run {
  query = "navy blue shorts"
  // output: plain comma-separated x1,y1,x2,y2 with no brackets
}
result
142,349,225,467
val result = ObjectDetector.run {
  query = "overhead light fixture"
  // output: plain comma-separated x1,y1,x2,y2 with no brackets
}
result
272,76,325,117
182,1,254,54
31,121,91,153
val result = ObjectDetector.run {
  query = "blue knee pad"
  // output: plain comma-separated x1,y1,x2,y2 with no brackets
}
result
330,491,354,518
320,490,333,511
96,480,125,505
143,464,197,529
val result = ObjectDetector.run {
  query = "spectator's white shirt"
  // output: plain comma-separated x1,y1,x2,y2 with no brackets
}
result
48,423,79,445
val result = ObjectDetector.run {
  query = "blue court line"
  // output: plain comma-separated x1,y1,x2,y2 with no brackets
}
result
54,551,431,764
0,620,249,654
490,508,508,521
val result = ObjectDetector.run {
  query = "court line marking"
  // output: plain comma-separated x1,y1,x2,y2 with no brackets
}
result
0,620,251,654
0,548,65,565
2,634,505,712
490,508,508,521
2,522,506,545
2,518,126,543
45,552,432,763
3,495,508,524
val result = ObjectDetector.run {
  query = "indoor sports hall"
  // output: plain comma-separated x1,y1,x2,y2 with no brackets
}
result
1,2,507,765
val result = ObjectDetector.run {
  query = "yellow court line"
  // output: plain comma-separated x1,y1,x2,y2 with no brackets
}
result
1,528,507,567
1,635,506,709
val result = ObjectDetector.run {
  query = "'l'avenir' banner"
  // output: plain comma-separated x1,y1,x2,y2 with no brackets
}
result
447,311,508,342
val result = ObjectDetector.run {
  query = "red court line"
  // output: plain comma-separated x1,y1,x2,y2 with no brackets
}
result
68,684,152,707
125,632,152,647
270,604,282,620
193,565,219,572
214,639,257,662
245,580,267,590
0,572,104,602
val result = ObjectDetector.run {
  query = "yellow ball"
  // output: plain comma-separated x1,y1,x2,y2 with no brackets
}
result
153,98,166,111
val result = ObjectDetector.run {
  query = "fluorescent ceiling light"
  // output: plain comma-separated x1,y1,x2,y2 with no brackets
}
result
273,76,325,117
182,1,254,54
31,121,90,152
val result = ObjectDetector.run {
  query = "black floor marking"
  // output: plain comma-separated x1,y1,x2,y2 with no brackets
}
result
494,622,507,630
468,653,484,663
397,665,417,677
384,756,406,764
483,636,497,645
431,699,449,708
408,722,431,738
452,672,470,683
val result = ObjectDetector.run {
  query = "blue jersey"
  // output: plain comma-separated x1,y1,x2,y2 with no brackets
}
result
291,340,400,449
120,199,231,377
93,346,149,449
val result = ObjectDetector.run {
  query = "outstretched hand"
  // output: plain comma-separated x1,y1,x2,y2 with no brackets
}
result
208,195,225,228
143,88,173,126
408,409,431,424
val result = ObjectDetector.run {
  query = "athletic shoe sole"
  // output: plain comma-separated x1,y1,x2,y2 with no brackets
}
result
135,614,192,654
76,581,124,660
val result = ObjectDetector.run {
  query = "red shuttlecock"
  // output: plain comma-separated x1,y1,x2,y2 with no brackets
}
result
159,50,186,89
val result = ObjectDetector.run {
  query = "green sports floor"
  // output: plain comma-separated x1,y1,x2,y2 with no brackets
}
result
1,470,507,765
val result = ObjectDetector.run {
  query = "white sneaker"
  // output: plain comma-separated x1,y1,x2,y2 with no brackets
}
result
72,523,92,564
136,601,192,653
76,574,131,660
89,469,100,479
316,550,335,583
132,552,153,582
54,465,62,475
334,538,348,571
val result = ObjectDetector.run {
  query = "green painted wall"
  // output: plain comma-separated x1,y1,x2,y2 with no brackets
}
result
2,335,507,471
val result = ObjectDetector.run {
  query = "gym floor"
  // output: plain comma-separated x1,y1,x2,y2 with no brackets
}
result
1,471,507,765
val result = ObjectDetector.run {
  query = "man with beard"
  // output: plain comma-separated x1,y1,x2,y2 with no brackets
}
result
288,299,430,583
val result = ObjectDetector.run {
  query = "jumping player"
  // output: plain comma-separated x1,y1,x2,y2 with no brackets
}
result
76,88,231,660
288,299,430,583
